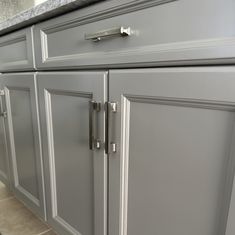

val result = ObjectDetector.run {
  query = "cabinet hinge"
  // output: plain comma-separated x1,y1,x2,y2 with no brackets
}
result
105,101,118,154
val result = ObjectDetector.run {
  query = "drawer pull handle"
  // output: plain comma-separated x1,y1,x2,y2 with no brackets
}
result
85,26,131,42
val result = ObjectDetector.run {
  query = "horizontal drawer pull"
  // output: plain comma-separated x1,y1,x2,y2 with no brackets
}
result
85,26,131,42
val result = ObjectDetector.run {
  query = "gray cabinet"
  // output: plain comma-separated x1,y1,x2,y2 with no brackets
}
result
0,112,8,185
37,72,108,235
1,73,45,218
2,1,235,234
0,27,35,72
108,67,235,235
34,0,235,70
227,178,235,235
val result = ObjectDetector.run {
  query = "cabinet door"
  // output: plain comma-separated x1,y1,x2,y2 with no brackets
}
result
37,72,108,235
109,67,235,235
0,84,9,186
1,73,46,218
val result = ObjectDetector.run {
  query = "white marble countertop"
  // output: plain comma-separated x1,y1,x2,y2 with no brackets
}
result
0,0,104,35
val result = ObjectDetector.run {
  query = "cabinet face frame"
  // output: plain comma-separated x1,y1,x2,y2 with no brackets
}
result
37,71,108,235
108,67,235,235
1,73,46,218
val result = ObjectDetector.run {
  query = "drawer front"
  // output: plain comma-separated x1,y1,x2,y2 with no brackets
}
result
34,0,235,69
0,27,35,72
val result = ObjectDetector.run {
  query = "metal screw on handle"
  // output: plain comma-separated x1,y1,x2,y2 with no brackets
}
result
85,26,131,42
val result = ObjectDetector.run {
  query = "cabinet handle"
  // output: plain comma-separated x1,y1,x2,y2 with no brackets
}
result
85,26,131,42
105,102,117,154
89,100,101,150
0,111,7,118
0,91,6,118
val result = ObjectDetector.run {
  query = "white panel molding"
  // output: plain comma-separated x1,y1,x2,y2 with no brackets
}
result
44,89,58,218
16,185,40,206
0,170,7,181
0,28,35,71
4,87,20,188
119,94,235,235
119,95,130,235
40,35,235,68
41,0,177,33
0,35,26,48
54,216,82,235
5,86,40,206
45,88,92,234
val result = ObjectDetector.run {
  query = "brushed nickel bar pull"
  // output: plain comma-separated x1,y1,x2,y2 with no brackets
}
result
0,111,7,118
105,101,117,154
0,90,6,118
85,26,131,42
89,100,101,150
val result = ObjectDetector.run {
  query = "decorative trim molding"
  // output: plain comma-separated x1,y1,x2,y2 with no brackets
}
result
42,0,177,33
40,31,48,64
16,185,40,206
36,0,235,68
119,94,235,235
4,87,19,189
127,95,235,111
44,89,57,218
40,36,235,68
0,35,26,48
54,215,82,235
5,86,40,207
120,95,130,235
0,170,7,182
0,27,34,71
45,88,92,234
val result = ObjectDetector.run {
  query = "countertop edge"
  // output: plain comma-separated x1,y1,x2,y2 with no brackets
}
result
0,0,103,36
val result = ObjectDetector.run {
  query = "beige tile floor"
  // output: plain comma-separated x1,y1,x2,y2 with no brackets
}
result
0,181,57,235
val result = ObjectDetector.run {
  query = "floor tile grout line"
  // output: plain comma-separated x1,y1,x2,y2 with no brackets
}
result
33,228,52,235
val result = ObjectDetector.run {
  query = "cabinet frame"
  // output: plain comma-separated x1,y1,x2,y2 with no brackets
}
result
1,73,46,218
37,71,108,235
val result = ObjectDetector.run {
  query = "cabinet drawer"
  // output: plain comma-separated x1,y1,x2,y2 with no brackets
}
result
34,0,235,69
0,27,35,72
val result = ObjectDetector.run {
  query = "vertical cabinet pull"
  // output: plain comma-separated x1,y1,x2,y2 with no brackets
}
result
0,111,7,118
0,90,7,118
105,102,117,154
89,100,101,150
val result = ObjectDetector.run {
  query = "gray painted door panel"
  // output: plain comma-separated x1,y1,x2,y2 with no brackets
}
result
0,27,35,72
0,116,8,184
109,67,235,235
1,73,45,218
226,176,235,235
0,89,9,186
37,72,107,235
